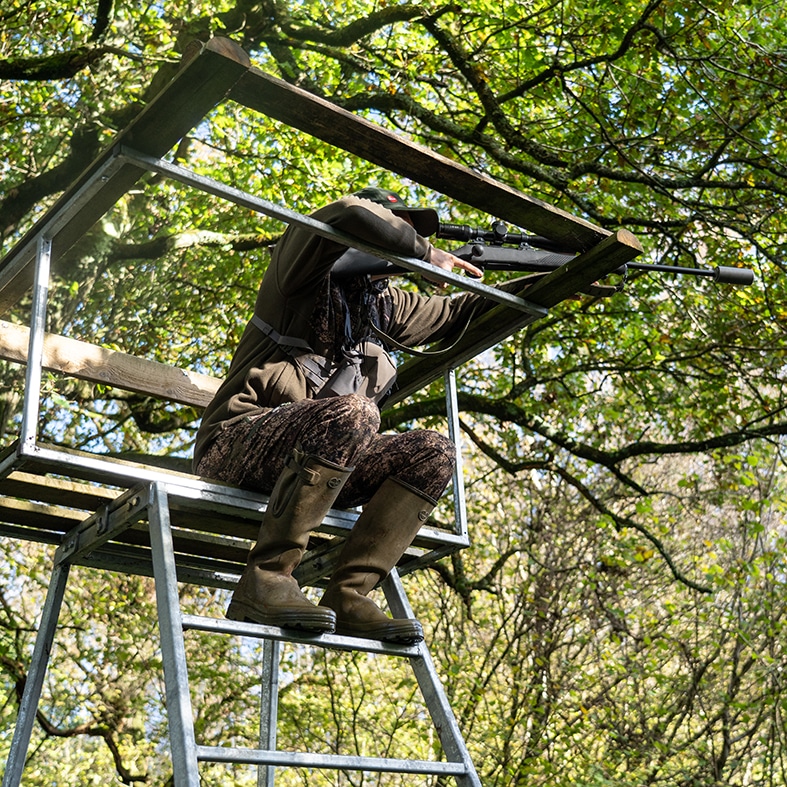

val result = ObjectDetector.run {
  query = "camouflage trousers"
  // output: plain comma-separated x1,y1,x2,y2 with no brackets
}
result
195,393,455,508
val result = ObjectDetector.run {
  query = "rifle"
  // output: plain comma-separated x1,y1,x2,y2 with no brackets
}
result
331,220,754,286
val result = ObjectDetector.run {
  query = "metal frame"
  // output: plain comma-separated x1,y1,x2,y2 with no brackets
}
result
0,149,474,565
1,142,488,558
0,37,645,786
2,479,481,787
118,147,546,317
0,130,494,787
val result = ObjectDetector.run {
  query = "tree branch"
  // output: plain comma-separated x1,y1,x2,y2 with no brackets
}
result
0,44,138,81
112,230,279,260
1,653,147,783
0,124,102,239
90,0,114,42
549,463,713,593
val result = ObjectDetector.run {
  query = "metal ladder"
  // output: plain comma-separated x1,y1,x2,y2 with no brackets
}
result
0,206,483,783
2,478,481,786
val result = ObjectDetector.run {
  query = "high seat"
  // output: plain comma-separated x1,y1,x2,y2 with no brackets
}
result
0,35,642,787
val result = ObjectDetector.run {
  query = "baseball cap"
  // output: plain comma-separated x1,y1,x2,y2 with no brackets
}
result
353,186,439,237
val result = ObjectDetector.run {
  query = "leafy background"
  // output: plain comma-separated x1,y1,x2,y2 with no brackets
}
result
1,0,786,783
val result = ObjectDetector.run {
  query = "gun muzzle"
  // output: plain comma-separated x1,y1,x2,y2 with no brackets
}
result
713,266,754,285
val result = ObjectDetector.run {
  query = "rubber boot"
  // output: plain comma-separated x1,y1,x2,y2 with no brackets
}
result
226,449,352,633
319,477,435,644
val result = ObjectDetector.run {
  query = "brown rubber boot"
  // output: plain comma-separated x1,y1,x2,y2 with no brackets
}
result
319,477,435,644
227,449,352,633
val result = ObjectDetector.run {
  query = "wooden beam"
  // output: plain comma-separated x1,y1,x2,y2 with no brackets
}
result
517,229,643,308
0,319,220,407
229,67,611,251
0,470,118,509
0,227,639,415
0,38,252,317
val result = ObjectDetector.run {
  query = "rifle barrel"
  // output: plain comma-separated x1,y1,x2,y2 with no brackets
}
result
625,262,753,285
462,251,753,286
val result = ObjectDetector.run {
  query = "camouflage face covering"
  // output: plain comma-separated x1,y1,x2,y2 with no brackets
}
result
299,276,397,404
310,276,393,357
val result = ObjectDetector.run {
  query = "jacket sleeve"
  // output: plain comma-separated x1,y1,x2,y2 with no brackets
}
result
269,196,433,298
385,275,545,349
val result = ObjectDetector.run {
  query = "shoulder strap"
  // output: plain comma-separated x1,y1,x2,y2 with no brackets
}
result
250,313,331,391
250,314,313,353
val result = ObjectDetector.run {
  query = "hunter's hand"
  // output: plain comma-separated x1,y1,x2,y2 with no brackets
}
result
429,246,483,280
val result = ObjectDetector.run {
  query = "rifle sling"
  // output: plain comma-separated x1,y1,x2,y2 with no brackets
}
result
369,315,473,358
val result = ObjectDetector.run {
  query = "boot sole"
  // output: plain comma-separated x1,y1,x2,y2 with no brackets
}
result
334,619,424,645
226,599,336,634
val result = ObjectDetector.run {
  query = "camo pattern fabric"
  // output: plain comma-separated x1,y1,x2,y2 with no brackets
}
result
307,274,393,357
195,393,455,508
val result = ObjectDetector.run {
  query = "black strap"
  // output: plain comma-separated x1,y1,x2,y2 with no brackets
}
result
250,314,330,391
250,314,313,353
369,315,474,357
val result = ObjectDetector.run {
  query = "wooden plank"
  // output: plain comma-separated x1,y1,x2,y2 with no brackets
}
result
0,470,117,510
0,445,458,583
388,229,643,404
0,38,252,316
169,527,249,563
0,319,220,407
0,470,256,543
0,501,247,562
229,67,610,251
0,224,637,413
168,510,258,542
0,496,85,534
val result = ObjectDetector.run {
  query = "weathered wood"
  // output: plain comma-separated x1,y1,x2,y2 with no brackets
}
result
0,469,257,546
229,67,610,251
0,470,117,510
0,319,220,407
519,229,643,307
0,455,433,581
388,229,643,404
0,495,253,559
0,496,85,534
0,38,251,316
0,437,461,583
0,225,639,414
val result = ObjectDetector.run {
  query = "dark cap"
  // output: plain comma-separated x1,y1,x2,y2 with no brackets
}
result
353,186,439,237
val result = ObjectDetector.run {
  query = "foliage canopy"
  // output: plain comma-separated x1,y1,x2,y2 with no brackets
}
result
1,0,787,784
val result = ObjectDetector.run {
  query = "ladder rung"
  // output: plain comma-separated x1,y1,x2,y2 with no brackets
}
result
181,613,422,657
195,745,468,775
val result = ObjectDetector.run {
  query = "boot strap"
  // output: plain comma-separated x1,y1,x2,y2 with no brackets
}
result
286,452,320,485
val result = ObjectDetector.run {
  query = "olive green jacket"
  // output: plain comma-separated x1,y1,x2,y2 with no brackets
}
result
193,195,525,466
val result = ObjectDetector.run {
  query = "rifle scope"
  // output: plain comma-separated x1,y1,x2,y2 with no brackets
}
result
437,222,571,253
